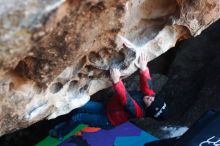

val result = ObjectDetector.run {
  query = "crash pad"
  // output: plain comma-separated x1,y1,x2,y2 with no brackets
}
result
35,124,87,146
60,122,158,146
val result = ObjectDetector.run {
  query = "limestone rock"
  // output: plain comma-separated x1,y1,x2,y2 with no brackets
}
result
0,0,65,71
176,0,220,35
0,0,219,136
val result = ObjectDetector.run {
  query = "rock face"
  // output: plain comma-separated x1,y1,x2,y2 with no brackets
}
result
0,0,219,136
0,0,65,70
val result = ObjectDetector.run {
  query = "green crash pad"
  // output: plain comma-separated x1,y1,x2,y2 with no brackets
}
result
35,124,87,146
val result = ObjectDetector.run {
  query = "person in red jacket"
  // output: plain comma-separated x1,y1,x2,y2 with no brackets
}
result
50,52,167,139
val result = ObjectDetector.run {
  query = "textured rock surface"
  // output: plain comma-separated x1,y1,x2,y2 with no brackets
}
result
0,0,220,136
176,0,220,35
0,0,65,70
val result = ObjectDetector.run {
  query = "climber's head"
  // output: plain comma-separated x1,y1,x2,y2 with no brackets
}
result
144,95,167,120
143,96,155,108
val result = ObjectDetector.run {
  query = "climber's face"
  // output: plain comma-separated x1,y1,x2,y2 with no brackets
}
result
143,96,155,108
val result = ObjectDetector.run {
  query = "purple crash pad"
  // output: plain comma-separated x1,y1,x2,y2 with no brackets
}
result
60,122,157,146
82,122,141,146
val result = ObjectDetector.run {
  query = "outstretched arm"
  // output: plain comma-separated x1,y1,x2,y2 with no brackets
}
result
110,68,143,118
135,53,155,96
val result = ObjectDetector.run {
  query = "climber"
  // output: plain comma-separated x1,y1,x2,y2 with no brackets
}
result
49,52,168,139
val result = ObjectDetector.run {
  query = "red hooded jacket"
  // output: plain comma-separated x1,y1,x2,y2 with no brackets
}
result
106,67,155,126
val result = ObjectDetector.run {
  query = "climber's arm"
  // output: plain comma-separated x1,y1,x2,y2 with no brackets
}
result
110,68,143,117
139,67,155,96
136,53,155,96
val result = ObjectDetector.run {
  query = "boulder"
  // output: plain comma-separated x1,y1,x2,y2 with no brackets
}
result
0,0,219,136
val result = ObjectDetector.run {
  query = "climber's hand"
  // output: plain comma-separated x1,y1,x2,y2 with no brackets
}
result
135,52,149,71
110,68,121,84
